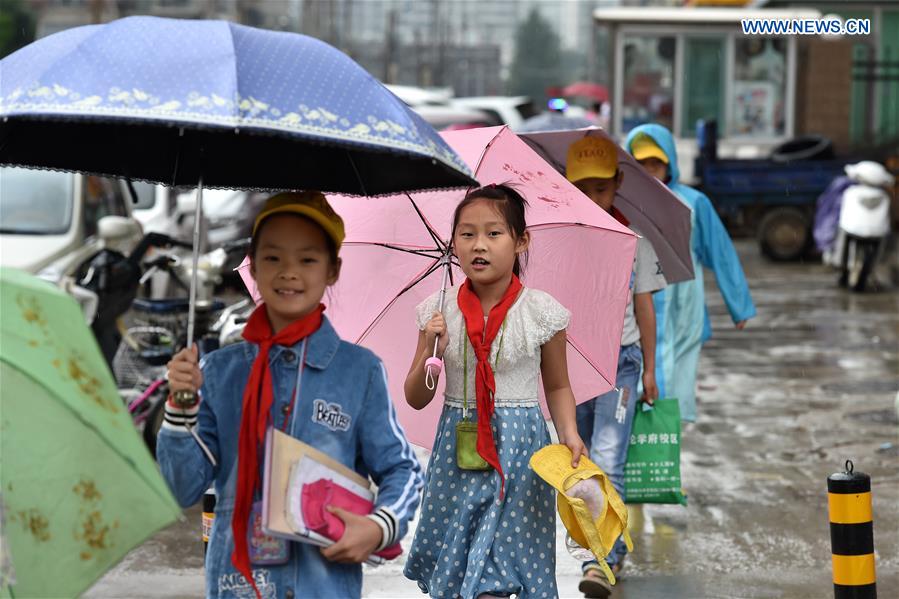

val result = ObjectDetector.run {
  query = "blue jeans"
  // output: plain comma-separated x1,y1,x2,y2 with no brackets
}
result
575,343,643,569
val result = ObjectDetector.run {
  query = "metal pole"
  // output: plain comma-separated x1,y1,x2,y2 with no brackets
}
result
171,177,203,408
424,248,452,390
170,176,217,467
186,175,203,351
430,249,452,358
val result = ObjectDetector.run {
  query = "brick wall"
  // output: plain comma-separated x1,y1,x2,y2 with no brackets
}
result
795,38,853,153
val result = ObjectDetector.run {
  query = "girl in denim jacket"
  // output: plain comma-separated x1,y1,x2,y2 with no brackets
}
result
159,192,423,599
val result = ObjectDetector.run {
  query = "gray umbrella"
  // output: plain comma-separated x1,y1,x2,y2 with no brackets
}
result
518,127,695,284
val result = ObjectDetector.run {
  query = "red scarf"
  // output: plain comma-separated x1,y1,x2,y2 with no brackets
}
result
456,274,522,498
231,303,324,597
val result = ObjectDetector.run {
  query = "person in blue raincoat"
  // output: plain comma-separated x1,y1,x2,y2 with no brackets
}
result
624,124,756,422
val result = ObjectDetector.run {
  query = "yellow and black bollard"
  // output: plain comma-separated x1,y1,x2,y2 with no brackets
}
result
828,460,876,598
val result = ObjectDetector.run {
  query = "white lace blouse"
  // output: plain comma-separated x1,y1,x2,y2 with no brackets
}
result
415,286,570,408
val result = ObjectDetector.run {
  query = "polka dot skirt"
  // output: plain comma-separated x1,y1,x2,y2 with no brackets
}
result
403,405,558,599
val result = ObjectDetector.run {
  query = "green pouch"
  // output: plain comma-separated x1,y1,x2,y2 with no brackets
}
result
456,320,504,472
623,398,688,505
456,420,490,470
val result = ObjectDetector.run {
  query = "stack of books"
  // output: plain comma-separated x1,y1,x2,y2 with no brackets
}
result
260,428,386,566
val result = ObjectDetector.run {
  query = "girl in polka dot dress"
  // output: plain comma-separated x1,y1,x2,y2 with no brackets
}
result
403,185,588,599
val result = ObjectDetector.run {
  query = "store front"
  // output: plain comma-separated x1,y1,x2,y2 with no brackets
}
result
595,6,820,181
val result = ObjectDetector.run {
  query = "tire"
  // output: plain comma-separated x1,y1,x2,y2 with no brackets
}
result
758,207,810,261
143,384,168,458
770,135,833,163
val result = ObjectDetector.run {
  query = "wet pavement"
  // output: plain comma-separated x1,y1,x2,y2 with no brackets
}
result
88,241,899,598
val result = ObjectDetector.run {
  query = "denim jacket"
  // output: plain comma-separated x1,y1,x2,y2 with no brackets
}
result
157,316,424,599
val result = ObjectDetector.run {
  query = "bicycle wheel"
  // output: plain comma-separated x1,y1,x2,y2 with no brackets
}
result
143,381,169,458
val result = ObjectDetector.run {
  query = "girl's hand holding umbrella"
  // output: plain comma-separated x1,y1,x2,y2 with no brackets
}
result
424,312,449,359
167,345,203,398
406,313,449,408
165,345,217,466
422,312,449,391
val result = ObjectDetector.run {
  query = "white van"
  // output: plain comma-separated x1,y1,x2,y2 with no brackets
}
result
0,167,141,277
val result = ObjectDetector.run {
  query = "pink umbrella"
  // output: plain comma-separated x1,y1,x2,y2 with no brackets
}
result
239,126,637,448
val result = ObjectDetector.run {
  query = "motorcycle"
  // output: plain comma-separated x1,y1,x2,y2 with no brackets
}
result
833,162,894,292
111,239,254,454
76,230,193,366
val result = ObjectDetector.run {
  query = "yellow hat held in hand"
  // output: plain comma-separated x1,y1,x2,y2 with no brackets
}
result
629,133,669,164
529,444,633,585
253,191,346,251
566,136,620,182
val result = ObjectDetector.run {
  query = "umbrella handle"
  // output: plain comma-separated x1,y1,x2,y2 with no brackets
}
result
171,389,198,408
425,357,443,391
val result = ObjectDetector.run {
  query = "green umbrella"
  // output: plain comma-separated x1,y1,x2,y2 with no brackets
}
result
0,268,182,598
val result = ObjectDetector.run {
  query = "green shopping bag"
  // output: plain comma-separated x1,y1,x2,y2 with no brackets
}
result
623,398,687,505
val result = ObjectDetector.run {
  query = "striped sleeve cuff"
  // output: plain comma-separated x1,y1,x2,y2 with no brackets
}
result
366,506,399,551
162,401,199,431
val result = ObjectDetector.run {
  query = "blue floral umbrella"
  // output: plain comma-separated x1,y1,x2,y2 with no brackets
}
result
0,16,474,194
0,16,477,411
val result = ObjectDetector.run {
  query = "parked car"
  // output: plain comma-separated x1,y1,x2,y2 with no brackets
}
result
412,104,494,130
133,185,265,249
0,167,141,276
131,181,175,235
175,188,266,248
385,84,454,107
382,83,537,130
0,166,144,321
452,96,537,130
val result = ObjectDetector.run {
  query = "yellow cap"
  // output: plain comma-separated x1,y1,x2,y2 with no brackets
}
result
629,133,669,164
566,136,620,182
253,191,345,251
529,444,633,585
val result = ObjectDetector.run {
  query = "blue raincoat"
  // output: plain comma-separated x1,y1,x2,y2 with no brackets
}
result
625,124,756,422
